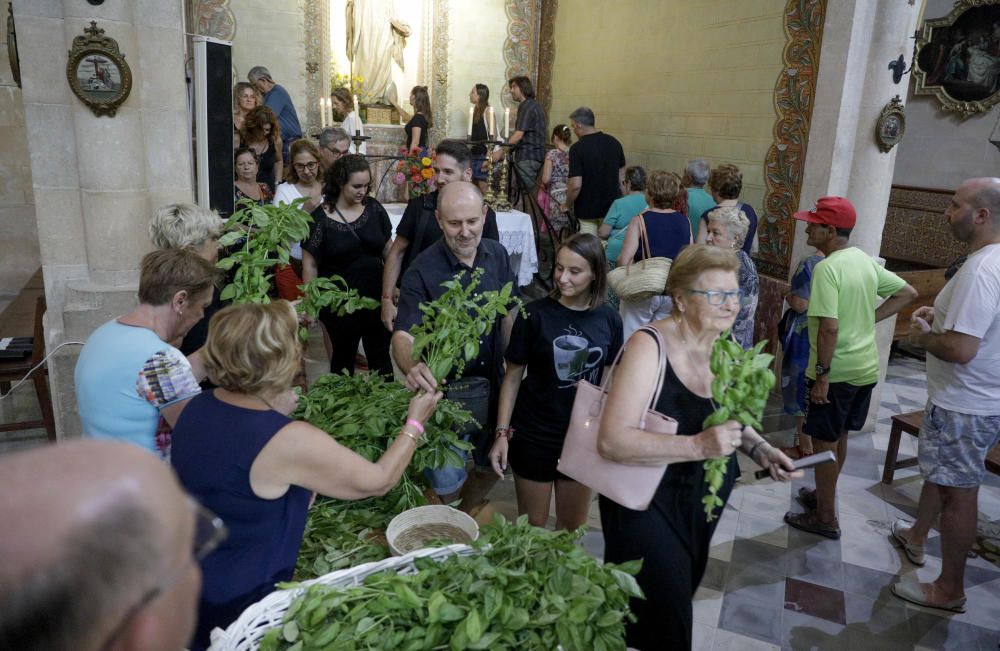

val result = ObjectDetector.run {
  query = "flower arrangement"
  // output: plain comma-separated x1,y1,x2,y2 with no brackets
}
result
330,64,371,104
393,146,436,198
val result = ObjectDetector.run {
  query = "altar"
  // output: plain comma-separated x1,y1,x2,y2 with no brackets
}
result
383,203,539,287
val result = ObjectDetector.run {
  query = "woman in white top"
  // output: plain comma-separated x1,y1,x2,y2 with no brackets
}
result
331,87,366,156
273,139,323,302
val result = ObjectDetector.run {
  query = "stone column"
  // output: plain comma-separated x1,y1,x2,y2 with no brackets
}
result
791,0,922,430
14,0,193,438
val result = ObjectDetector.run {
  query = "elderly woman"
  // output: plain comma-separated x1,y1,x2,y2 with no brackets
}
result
171,301,441,650
695,163,758,255
600,165,648,266
704,206,759,349
302,154,393,376
148,202,225,356
74,249,217,458
234,147,273,206
597,244,799,651
233,81,259,148
239,105,282,192
617,170,691,339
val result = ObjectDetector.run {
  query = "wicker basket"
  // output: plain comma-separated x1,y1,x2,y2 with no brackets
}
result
207,544,477,651
607,216,672,300
385,505,480,555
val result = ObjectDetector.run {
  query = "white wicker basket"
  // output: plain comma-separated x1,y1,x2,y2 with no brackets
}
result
207,544,476,651
385,505,480,555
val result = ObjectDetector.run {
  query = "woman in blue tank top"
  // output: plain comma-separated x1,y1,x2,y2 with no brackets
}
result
617,170,693,340
170,301,442,650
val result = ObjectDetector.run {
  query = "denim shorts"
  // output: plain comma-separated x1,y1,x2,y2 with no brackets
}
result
422,376,494,496
918,401,1000,488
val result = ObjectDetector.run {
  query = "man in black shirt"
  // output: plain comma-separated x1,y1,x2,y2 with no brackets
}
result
392,182,519,509
565,107,626,232
381,140,499,330
493,76,547,193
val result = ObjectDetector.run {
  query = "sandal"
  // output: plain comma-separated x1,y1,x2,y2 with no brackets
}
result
889,519,926,566
891,581,966,613
796,487,817,512
784,510,841,539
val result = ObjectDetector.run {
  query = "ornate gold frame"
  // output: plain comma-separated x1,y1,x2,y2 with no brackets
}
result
876,95,906,153
66,21,133,117
912,0,1000,118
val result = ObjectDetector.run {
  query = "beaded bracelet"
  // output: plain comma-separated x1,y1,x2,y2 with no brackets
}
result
494,425,514,441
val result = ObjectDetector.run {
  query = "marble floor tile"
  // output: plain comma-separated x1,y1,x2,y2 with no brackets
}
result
712,627,780,651
784,547,845,590
693,586,724,628
718,592,783,645
783,577,846,624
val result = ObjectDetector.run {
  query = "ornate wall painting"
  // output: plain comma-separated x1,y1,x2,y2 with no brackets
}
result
67,22,133,117
191,0,237,41
913,0,1000,118
876,95,906,153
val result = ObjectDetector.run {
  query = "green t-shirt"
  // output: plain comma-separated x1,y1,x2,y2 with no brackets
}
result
686,187,716,236
603,193,647,264
806,247,906,385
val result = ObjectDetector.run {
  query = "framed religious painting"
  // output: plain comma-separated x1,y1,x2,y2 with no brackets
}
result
913,0,1000,118
66,21,132,117
876,96,905,153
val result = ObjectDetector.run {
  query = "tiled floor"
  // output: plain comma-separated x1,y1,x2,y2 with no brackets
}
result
486,356,1000,650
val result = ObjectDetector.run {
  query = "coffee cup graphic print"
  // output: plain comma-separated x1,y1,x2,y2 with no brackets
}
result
553,328,603,387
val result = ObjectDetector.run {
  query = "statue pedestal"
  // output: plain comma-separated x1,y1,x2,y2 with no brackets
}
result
338,122,408,204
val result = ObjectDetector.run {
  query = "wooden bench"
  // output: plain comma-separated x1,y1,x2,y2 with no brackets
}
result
882,409,1000,483
892,269,948,343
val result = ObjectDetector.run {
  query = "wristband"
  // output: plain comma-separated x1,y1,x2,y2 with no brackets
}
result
748,440,768,461
494,425,514,441
381,295,394,301
405,418,425,435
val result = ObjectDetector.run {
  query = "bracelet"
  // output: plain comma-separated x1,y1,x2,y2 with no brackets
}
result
381,295,394,301
400,427,420,445
405,419,425,434
748,440,769,461
494,426,514,441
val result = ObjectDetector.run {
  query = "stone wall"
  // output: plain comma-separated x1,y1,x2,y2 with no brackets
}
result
547,0,789,213
891,0,1000,191
445,0,510,140
0,4,39,299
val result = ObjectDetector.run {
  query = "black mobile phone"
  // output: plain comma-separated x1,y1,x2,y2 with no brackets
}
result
754,450,836,480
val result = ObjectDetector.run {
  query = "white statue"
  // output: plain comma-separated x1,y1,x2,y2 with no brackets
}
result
346,0,411,104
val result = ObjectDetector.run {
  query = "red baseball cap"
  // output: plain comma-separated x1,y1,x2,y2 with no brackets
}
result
793,196,856,229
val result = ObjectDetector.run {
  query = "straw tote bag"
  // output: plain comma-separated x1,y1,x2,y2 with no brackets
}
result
607,215,673,301
557,325,677,510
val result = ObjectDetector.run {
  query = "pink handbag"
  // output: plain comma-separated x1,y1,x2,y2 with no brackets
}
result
557,325,678,510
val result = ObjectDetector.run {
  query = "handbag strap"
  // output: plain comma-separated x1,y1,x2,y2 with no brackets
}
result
599,324,668,416
637,213,653,260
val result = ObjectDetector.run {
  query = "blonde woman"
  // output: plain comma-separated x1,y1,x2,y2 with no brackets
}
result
171,301,441,650
233,82,260,148
695,164,759,255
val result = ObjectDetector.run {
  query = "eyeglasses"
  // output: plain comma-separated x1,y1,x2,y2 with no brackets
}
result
294,161,319,171
689,289,744,305
97,501,228,651
326,144,350,157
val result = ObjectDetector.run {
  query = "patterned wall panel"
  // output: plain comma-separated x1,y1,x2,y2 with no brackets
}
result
758,0,827,279
536,0,557,115
881,185,967,268
501,0,541,111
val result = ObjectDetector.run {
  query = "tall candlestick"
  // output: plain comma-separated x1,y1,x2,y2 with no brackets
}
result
504,108,510,139
468,105,474,138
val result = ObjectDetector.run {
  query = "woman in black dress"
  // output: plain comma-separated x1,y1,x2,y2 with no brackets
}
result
302,154,393,377
469,83,491,192
397,85,432,152
239,105,282,193
596,244,799,651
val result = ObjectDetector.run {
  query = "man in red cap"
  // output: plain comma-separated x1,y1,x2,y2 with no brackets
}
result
784,196,916,539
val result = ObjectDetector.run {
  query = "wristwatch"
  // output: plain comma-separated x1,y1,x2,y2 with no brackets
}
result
815,363,830,376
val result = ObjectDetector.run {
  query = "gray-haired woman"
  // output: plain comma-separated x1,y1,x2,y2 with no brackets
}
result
704,205,758,348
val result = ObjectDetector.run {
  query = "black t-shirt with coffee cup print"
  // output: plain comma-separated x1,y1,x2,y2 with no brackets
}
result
505,297,623,447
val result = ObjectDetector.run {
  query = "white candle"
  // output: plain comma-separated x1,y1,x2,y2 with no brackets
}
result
353,93,360,119
329,99,335,127
487,107,495,140
504,107,510,139
319,98,327,128
468,106,474,138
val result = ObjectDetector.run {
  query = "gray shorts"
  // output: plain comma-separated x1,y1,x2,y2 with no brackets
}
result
918,401,1000,488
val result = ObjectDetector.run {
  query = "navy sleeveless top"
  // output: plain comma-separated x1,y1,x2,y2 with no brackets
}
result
171,391,311,648
634,210,691,263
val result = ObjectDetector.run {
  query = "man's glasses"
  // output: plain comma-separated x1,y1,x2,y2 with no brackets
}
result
97,502,228,651
689,289,745,305
326,144,350,158
294,161,319,171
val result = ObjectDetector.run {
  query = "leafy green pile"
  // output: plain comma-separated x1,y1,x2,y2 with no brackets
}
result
262,515,642,651
702,337,775,521
295,277,378,340
410,268,522,382
293,372,475,577
217,197,313,304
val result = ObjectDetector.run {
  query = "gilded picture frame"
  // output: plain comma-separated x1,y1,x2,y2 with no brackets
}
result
913,0,1000,118
876,95,906,153
66,21,133,117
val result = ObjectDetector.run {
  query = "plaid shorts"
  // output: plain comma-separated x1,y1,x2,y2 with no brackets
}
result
918,401,1000,488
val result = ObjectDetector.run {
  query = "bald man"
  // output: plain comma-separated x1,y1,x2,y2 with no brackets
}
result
0,440,223,651
891,177,1000,613
392,182,519,509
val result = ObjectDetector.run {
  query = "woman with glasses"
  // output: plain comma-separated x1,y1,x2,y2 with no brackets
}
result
239,105,283,193
617,170,692,340
171,301,442,650
302,154,393,376
704,205,759,349
273,140,323,301
596,245,799,651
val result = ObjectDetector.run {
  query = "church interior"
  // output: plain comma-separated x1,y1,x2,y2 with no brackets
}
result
1,1,999,650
